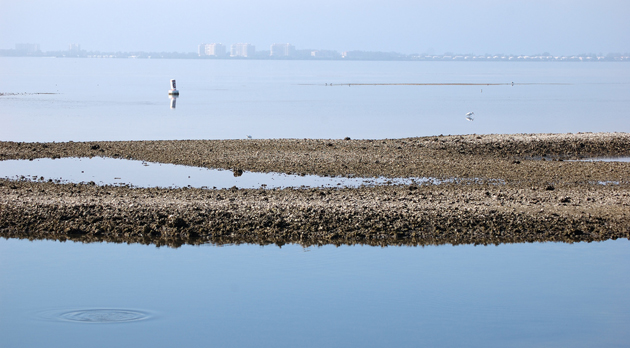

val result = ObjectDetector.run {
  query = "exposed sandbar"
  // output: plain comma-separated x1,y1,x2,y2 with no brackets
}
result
1,132,628,248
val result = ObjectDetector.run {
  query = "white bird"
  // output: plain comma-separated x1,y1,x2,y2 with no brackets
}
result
246,135,252,139
465,112,475,121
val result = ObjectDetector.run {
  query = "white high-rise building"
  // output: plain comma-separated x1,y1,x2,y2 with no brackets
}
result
68,44,81,52
230,43,255,58
199,43,226,57
270,43,295,57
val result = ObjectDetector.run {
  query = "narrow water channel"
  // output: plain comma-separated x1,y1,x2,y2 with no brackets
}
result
0,157,445,189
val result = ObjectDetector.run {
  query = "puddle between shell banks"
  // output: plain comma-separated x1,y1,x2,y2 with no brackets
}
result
0,157,453,189
574,157,630,162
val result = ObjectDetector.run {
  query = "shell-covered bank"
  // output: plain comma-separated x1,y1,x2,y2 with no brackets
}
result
1,133,629,247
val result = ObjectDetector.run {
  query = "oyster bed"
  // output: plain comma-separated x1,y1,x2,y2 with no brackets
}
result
1,132,629,247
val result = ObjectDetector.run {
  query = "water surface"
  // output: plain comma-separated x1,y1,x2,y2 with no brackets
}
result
0,238,628,347
1,58,628,142
1,58,628,348
0,157,440,189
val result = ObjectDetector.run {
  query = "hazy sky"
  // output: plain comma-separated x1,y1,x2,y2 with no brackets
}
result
1,0,628,54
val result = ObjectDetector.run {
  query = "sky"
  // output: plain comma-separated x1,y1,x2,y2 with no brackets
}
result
0,0,628,55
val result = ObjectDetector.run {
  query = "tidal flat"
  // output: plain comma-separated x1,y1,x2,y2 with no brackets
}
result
1,132,628,247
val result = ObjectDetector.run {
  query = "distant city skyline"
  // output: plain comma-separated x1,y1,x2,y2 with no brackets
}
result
5,41,630,59
1,1,628,55
3,42,628,61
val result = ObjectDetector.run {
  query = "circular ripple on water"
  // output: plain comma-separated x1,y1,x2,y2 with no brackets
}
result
57,309,150,323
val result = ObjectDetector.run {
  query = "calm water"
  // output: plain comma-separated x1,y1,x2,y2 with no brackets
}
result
1,58,629,142
1,157,628,189
0,238,629,348
1,58,629,347
0,157,442,189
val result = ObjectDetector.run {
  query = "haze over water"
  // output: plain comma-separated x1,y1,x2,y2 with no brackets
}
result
1,58,629,142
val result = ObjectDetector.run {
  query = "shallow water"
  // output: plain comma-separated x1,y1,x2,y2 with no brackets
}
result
1,59,629,347
1,58,629,142
0,157,441,189
576,156,630,162
0,238,628,347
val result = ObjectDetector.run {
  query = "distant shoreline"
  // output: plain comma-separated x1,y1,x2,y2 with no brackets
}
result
1,53,629,62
